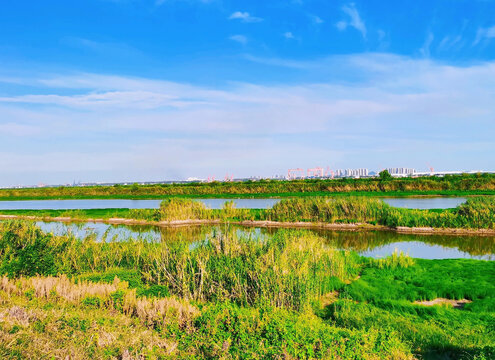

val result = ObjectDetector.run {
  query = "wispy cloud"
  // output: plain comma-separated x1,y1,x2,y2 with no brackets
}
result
284,32,295,39
335,3,366,39
310,15,323,24
474,25,495,45
228,11,262,23
420,32,434,57
229,35,248,44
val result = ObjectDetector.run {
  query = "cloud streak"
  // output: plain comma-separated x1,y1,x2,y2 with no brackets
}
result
228,11,263,23
229,34,248,44
336,3,366,39
474,25,495,45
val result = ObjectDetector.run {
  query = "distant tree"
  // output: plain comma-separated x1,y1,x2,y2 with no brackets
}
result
130,183,139,192
379,170,393,181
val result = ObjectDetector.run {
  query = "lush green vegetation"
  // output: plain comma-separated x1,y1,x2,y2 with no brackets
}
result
0,221,493,359
267,196,495,229
3,196,495,230
0,221,361,310
0,221,413,359
2,173,495,200
323,258,495,359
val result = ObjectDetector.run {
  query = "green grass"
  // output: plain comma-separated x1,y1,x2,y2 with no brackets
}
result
2,173,495,201
0,221,494,359
322,258,495,359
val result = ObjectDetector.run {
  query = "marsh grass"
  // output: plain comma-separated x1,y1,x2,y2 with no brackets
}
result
268,196,495,229
0,221,360,310
0,220,494,359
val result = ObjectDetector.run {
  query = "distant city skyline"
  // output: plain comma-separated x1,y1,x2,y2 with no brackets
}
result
1,1,495,187
5,166,495,189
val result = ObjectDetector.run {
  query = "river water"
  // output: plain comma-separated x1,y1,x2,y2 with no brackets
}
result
3,196,488,260
0,197,467,210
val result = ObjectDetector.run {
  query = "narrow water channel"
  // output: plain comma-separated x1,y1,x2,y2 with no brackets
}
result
0,196,467,210
33,221,494,261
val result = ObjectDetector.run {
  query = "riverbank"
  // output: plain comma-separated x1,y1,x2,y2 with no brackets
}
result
1,173,495,201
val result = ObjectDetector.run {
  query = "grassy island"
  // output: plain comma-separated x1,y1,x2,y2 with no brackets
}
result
2,196,495,233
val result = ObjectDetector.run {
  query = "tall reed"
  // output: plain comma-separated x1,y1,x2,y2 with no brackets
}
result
0,221,360,311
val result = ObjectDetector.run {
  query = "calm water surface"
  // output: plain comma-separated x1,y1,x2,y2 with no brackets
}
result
34,221,494,261
381,197,466,209
0,197,466,210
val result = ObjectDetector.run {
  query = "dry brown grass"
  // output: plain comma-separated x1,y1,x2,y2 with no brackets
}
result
0,296,178,359
0,275,198,330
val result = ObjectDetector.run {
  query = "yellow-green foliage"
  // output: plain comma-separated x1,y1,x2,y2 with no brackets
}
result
159,198,211,221
370,249,415,269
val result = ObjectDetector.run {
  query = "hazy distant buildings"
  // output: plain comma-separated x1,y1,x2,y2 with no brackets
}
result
387,168,415,176
335,168,369,178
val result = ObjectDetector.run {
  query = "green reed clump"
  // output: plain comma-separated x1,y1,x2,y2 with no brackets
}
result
140,229,361,310
159,198,212,221
455,196,495,228
127,208,161,221
0,221,360,311
219,200,254,221
370,249,415,269
0,221,71,277
267,196,495,229
268,197,388,223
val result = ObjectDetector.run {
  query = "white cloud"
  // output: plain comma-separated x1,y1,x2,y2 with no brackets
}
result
336,3,366,39
474,25,495,45
284,32,295,39
229,35,248,44
228,11,262,23
2,53,495,183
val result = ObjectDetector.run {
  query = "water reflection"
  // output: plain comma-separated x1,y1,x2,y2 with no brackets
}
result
33,220,495,261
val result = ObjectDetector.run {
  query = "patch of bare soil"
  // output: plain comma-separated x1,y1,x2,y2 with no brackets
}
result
414,298,472,309
321,291,340,307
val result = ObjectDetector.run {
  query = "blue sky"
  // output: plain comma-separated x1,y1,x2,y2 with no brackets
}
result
1,0,495,185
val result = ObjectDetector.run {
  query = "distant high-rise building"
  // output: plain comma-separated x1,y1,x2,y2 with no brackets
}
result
334,168,369,178
387,168,415,176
